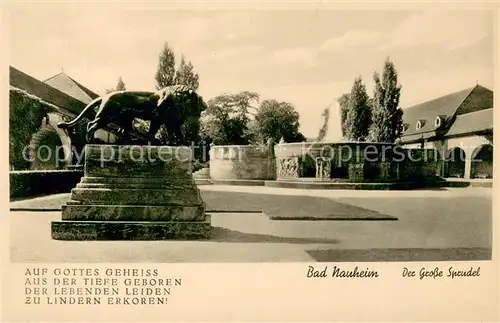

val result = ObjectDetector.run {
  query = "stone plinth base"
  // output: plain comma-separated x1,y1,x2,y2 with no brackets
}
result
52,218,211,240
61,204,206,221
51,145,211,240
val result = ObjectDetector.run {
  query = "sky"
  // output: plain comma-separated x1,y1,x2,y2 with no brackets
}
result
7,2,495,140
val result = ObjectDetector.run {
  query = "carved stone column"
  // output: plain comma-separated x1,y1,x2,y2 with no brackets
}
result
315,157,331,179
464,156,472,180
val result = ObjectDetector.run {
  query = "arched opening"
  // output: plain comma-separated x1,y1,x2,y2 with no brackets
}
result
29,125,67,170
471,144,493,179
445,147,466,178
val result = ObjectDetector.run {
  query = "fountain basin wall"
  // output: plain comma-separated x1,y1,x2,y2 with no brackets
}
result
209,145,275,180
274,142,440,183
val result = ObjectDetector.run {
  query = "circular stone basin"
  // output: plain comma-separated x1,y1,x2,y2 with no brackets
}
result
209,145,275,180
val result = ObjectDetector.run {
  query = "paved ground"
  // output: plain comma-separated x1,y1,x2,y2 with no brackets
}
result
9,186,492,262
11,190,398,220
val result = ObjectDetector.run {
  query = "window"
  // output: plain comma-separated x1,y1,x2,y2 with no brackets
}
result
435,115,446,128
416,119,426,130
434,116,442,127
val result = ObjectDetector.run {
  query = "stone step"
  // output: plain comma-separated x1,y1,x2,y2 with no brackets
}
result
193,167,210,175
51,218,212,240
62,204,206,221
81,176,191,185
193,167,210,179
76,183,194,189
193,175,210,180
69,188,203,205
84,160,193,178
194,179,212,185
76,182,197,189
67,165,84,170
195,168,209,174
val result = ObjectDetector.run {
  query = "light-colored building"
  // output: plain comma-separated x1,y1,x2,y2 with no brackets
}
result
400,84,493,179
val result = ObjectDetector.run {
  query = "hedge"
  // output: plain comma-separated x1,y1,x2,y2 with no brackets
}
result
10,170,84,200
9,87,50,170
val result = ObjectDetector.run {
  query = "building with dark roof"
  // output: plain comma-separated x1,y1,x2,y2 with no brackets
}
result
9,66,115,170
400,84,493,179
10,66,87,116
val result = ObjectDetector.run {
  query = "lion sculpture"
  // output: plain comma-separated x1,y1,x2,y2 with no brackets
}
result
57,85,207,144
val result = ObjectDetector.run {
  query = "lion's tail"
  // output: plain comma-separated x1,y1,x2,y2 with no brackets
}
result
57,97,102,129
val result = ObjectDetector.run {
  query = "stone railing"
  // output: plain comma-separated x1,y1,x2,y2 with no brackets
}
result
209,145,276,180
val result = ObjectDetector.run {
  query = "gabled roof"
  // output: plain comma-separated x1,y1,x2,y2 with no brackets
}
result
44,72,99,104
10,66,85,116
10,85,61,113
401,86,475,136
445,108,493,137
455,85,493,116
400,84,493,142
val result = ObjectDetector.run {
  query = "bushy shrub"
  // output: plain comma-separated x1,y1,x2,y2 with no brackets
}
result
9,88,49,170
299,155,316,177
10,170,83,199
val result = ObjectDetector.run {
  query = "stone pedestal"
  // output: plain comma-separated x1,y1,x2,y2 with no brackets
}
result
51,145,211,240
193,167,212,185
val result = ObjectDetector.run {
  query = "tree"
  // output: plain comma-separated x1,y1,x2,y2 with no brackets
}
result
152,42,202,144
104,77,126,94
200,91,259,145
337,93,350,138
370,58,403,143
344,76,372,141
254,100,305,144
116,77,126,91
155,42,176,89
315,105,330,142
174,55,200,91
9,88,48,170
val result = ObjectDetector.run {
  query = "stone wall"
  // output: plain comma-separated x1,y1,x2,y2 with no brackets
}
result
209,145,275,180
